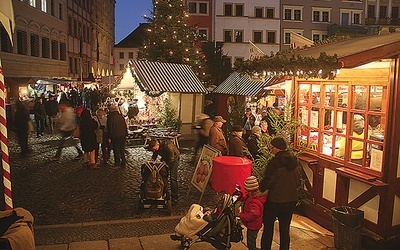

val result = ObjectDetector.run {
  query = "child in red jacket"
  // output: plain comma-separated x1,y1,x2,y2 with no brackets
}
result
239,176,267,250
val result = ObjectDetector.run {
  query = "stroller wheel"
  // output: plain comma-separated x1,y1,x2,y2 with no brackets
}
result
135,199,144,214
180,237,192,250
166,200,172,215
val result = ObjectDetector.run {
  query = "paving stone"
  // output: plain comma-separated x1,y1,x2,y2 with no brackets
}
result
68,240,108,250
109,237,142,250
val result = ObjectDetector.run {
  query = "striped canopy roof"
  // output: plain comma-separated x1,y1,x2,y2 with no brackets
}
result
129,60,207,94
213,72,276,96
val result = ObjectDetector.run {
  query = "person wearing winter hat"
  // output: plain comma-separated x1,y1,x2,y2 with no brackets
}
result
259,137,301,250
209,115,228,155
238,176,267,250
228,125,248,157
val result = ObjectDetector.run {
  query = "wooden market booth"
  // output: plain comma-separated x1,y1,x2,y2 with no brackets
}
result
287,32,400,247
212,72,277,120
118,60,207,137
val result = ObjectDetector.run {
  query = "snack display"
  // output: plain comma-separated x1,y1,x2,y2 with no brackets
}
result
195,161,209,183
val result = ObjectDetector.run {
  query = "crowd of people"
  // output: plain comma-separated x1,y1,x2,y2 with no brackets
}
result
14,92,301,249
193,107,301,250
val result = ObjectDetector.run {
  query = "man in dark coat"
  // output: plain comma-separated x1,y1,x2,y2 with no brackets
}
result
33,97,46,137
45,94,59,133
228,125,248,157
259,137,301,250
107,105,128,168
146,138,180,203
13,101,30,156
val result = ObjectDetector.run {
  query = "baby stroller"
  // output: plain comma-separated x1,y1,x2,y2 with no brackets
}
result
170,185,243,249
136,161,172,215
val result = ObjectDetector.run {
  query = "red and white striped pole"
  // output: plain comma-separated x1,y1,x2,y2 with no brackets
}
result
0,59,12,210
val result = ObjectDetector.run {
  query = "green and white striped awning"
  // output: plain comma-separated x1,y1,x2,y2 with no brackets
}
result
213,72,276,96
129,60,207,94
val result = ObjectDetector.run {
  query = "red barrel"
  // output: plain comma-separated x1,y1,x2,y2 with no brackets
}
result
212,156,252,194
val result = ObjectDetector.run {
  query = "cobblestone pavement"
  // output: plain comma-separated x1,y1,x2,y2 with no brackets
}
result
1,131,223,243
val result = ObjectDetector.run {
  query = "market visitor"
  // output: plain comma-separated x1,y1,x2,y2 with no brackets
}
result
146,138,180,203
79,109,99,169
209,115,228,156
228,125,248,157
247,125,262,160
238,176,267,250
259,137,301,250
241,107,256,142
51,101,84,161
45,94,59,133
107,105,128,168
33,97,46,138
94,108,110,165
13,100,30,157
192,113,214,164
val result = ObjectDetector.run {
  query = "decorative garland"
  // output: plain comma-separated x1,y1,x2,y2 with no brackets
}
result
236,52,339,80
235,36,351,80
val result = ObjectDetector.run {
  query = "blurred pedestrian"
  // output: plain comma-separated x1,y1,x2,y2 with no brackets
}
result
13,101,30,157
33,97,46,137
259,137,301,250
228,125,248,157
146,138,180,203
94,108,110,165
238,176,267,250
209,115,228,156
192,113,214,163
51,101,83,161
79,109,99,169
107,105,128,168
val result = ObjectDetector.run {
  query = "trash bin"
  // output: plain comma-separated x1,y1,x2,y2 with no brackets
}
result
331,206,364,250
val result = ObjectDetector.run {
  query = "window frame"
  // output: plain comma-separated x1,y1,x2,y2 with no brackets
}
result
295,75,389,179
224,3,233,16
253,30,262,43
283,5,303,21
224,30,233,42
255,7,263,18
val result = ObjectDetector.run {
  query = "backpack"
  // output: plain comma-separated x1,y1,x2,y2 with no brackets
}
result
145,162,165,199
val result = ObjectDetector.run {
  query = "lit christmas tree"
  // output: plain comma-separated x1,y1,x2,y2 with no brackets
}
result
139,0,207,81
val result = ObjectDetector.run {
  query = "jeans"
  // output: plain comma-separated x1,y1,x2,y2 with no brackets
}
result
35,118,45,136
261,201,297,250
167,159,179,200
55,130,83,158
247,229,259,250
111,136,126,166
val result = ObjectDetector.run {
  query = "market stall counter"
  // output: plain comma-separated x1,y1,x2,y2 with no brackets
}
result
211,156,252,194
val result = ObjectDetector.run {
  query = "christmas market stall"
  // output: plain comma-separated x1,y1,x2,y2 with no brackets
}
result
240,32,400,247
212,71,278,127
116,60,207,140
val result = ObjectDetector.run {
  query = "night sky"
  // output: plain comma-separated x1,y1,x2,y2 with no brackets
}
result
115,0,152,43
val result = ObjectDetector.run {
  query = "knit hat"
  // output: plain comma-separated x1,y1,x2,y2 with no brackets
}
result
270,137,287,150
244,176,259,191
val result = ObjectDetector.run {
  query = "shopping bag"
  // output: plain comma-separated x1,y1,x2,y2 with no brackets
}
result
27,120,34,133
